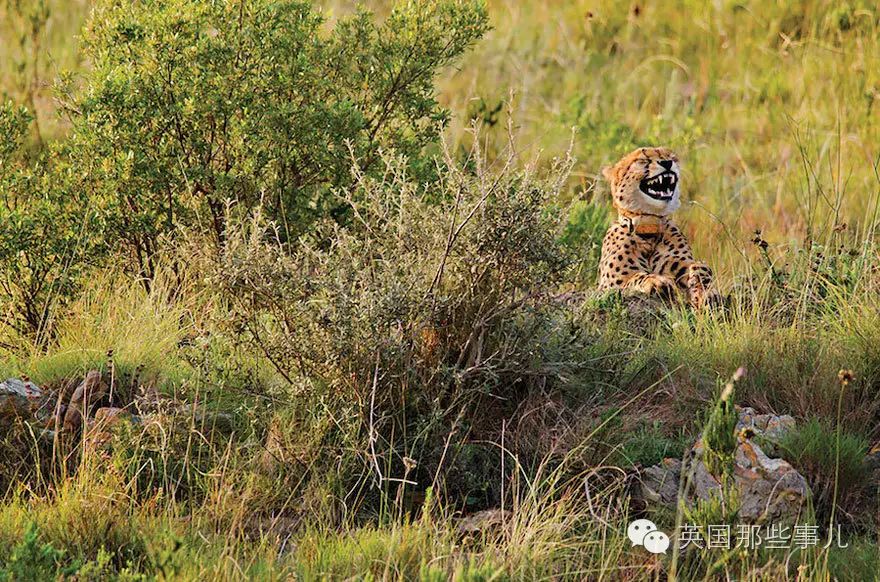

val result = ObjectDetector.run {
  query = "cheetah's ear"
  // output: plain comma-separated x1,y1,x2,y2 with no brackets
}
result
601,164,618,184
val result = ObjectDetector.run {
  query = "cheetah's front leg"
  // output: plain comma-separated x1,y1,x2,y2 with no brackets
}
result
686,263,721,309
623,272,676,299
598,223,679,299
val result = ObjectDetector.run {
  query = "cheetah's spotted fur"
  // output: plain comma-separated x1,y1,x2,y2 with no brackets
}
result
597,147,719,309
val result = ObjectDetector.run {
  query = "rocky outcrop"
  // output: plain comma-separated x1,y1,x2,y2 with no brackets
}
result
0,369,236,458
1,370,130,438
63,370,108,432
639,408,810,522
0,378,42,420
735,406,795,455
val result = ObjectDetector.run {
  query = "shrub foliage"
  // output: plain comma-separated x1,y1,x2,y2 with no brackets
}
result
66,0,488,279
0,103,104,339
201,140,589,510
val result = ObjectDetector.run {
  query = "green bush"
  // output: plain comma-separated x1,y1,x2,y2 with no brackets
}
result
617,423,689,468
779,418,870,526
0,523,75,581
67,0,488,280
199,139,592,514
0,102,105,339
559,199,609,285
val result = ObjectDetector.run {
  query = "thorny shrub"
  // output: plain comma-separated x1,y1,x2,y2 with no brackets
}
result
198,135,603,515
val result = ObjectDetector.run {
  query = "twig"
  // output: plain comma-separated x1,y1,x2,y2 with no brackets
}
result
368,352,383,488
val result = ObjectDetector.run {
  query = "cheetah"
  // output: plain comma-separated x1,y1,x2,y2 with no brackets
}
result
597,147,719,309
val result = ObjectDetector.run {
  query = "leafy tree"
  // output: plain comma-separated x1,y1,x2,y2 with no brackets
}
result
66,0,489,280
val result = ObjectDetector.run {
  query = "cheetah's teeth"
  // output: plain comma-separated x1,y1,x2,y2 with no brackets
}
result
640,171,678,200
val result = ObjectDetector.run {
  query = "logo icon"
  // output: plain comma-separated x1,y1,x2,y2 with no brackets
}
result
627,519,670,554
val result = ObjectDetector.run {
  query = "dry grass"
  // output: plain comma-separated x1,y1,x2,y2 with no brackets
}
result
2,1,880,580
434,0,880,282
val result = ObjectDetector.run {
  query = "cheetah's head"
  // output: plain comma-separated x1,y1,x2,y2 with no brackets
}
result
602,147,681,217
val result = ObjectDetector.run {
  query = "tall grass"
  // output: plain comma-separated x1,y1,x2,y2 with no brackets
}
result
0,269,198,386
2,1,880,580
435,0,880,280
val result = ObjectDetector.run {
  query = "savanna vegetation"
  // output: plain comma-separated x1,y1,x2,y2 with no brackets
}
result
1,0,880,579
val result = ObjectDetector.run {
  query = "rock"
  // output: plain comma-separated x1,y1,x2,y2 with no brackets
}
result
640,458,682,506
639,409,809,522
735,406,795,455
733,439,809,521
1,378,42,399
63,371,107,432
0,378,42,420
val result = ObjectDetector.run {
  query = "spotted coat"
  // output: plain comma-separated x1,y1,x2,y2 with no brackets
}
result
597,146,719,308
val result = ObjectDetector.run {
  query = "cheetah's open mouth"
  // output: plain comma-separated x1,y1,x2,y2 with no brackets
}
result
639,171,678,201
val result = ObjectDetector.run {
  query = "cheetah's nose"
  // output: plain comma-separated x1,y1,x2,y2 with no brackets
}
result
659,160,673,171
